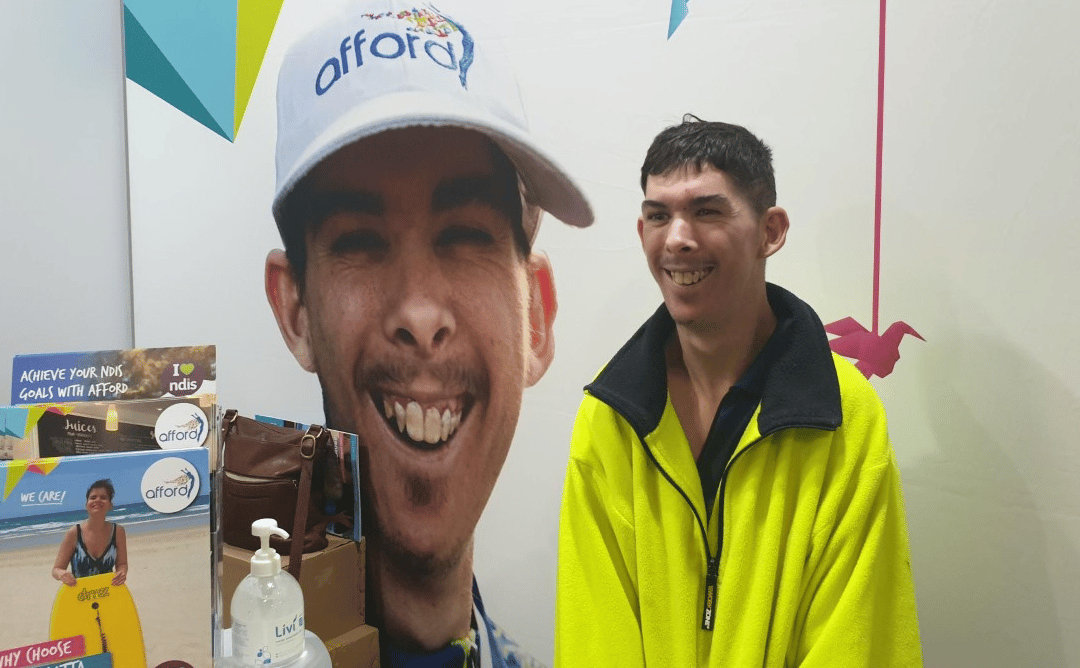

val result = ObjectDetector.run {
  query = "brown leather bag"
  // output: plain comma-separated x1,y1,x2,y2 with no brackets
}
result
221,409,332,579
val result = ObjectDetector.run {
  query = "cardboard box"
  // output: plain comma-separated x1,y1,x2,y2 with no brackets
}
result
222,535,365,640
325,624,379,668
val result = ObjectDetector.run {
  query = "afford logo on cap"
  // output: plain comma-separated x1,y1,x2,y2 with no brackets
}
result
273,0,594,236
314,6,475,96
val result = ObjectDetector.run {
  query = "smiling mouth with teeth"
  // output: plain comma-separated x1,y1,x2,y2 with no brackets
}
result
377,392,468,449
668,268,712,286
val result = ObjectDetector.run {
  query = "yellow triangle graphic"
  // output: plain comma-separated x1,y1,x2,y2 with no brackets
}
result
25,404,74,433
28,457,62,476
235,0,285,137
26,406,48,430
3,460,30,501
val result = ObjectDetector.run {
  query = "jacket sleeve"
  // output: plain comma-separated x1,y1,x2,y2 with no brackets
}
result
793,446,923,668
554,400,646,668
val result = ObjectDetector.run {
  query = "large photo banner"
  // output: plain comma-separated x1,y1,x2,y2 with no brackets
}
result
122,0,1080,666
122,0,916,662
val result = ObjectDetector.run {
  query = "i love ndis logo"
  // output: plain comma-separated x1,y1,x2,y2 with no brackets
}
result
159,361,205,397
315,6,474,95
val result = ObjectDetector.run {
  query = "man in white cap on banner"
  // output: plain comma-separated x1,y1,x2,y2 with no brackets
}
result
264,2,593,666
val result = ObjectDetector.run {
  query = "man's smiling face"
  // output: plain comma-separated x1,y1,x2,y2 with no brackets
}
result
272,126,552,575
638,165,774,332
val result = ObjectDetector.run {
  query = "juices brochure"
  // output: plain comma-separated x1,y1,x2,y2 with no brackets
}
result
1,398,214,462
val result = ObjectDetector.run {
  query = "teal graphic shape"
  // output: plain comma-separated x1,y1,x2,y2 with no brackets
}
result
124,0,237,140
124,6,228,140
1,407,29,439
668,0,689,38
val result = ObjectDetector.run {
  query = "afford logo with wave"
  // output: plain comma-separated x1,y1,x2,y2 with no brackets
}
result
141,457,200,514
154,403,208,449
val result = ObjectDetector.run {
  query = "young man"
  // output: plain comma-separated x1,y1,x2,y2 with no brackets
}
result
263,3,592,666
555,117,922,666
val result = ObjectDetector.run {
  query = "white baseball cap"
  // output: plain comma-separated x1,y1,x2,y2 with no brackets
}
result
272,1,594,241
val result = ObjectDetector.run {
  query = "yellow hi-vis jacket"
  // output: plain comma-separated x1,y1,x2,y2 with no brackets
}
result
555,285,922,667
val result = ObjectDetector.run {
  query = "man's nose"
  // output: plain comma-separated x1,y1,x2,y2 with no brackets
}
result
383,264,456,356
665,215,697,253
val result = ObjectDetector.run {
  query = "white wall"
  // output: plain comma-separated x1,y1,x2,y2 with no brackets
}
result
5,0,1080,666
0,0,132,390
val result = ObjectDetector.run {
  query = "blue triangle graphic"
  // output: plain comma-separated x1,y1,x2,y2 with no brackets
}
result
124,6,229,140
124,0,237,140
668,0,689,38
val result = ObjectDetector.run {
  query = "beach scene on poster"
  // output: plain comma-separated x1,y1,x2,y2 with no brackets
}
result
0,448,211,668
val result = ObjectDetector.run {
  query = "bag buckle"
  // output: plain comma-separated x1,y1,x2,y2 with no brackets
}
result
222,408,238,434
300,425,325,460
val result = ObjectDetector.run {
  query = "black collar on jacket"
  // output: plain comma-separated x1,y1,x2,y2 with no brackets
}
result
585,283,843,440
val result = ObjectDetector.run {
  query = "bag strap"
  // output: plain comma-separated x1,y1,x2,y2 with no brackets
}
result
221,408,238,442
288,423,328,580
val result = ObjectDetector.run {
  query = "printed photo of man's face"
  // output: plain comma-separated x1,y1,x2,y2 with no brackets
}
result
268,126,555,578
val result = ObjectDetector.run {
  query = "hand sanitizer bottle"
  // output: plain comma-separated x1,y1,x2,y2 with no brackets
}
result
230,519,312,666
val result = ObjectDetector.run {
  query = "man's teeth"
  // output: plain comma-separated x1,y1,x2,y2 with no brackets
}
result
670,269,709,286
383,398,462,444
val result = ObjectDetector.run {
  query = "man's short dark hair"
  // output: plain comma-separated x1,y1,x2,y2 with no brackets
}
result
87,479,115,501
279,138,530,295
640,114,776,216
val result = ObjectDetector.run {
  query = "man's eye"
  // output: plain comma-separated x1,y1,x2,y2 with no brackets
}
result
436,225,494,247
697,208,721,217
329,229,388,255
645,212,668,223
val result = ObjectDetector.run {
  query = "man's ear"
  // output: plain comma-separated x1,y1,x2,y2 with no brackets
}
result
760,206,789,259
265,249,316,372
524,251,556,387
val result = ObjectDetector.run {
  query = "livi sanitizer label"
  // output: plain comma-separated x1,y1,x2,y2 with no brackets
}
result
233,613,305,666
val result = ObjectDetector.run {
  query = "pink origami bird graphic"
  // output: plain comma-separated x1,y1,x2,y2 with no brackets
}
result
824,0,924,380
825,317,923,380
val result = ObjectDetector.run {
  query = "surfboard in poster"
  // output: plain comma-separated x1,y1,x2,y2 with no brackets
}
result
0,448,211,668
49,572,147,668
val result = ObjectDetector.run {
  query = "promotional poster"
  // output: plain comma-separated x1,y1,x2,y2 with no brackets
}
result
0,448,212,668
11,347,217,406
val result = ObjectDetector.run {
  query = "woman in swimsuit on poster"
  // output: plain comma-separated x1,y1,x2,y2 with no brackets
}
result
51,479,129,586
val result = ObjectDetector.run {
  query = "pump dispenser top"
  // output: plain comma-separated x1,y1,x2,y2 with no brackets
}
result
249,518,288,577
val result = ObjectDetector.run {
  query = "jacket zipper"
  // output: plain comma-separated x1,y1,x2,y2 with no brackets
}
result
703,421,829,630
703,434,768,629
637,434,714,626
640,430,776,631
593,389,829,633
